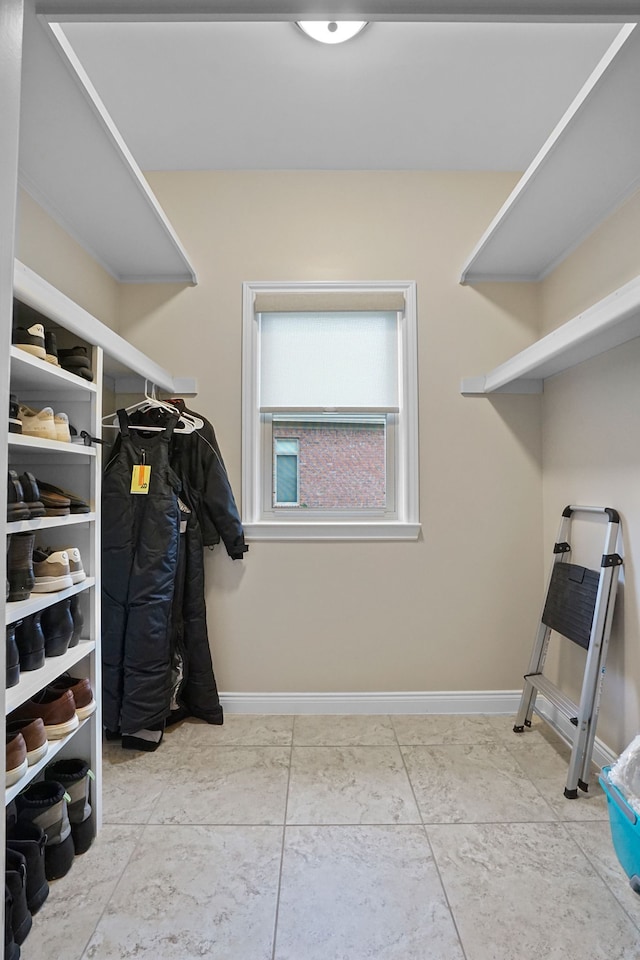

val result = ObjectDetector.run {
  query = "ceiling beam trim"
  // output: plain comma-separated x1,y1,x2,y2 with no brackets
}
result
36,1,640,23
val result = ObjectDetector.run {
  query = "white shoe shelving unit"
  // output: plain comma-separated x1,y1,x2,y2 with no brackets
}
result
4,260,196,842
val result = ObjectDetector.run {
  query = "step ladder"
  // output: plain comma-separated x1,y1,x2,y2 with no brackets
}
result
514,505,622,799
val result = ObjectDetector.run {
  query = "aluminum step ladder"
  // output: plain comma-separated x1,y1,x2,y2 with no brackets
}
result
514,505,622,798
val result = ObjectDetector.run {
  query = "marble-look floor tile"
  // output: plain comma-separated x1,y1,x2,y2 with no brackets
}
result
101,741,177,824
504,737,608,821
391,714,507,745
25,825,142,960
82,825,282,960
287,746,420,824
164,714,294,746
293,714,397,746
402,743,556,823
566,821,640,930
428,821,640,960
484,713,564,744
150,746,290,824
275,825,465,960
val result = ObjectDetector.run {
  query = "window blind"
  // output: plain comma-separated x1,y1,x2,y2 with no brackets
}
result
259,311,400,412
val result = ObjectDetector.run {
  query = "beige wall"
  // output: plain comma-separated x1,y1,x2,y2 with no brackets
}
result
540,187,640,753
15,188,120,331
118,171,543,696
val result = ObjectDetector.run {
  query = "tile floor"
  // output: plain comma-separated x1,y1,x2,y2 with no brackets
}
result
22,714,640,959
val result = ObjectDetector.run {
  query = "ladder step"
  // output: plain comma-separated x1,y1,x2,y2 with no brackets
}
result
525,673,580,722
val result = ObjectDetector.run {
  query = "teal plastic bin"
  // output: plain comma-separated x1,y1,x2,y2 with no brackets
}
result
600,766,640,895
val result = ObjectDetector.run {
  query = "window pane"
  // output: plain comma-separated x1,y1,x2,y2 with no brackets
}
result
275,456,298,504
260,312,399,411
273,416,386,510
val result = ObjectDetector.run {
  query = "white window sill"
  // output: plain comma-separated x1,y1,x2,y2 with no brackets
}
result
243,521,422,542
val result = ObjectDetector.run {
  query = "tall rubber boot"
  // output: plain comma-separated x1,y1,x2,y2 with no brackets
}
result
6,821,49,914
45,759,95,854
5,849,32,945
4,886,20,960
15,781,75,880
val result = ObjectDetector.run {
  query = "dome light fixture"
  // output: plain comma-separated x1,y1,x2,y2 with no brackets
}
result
295,21,368,44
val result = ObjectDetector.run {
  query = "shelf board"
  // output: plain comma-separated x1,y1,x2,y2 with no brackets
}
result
6,513,96,534
6,640,96,715
6,577,96,626
14,260,197,395
10,346,97,395
459,24,640,283
8,433,96,457
6,716,92,804
461,272,640,395
18,7,196,284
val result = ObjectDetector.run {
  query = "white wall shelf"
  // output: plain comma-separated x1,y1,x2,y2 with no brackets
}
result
459,24,640,284
14,260,197,396
6,512,96,534
18,6,196,284
10,347,98,395
5,640,95,715
461,272,640,395
9,433,97,457
6,577,96,626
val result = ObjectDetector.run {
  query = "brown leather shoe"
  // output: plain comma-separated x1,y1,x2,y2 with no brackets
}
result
6,731,28,786
47,675,96,721
11,689,78,740
6,717,48,765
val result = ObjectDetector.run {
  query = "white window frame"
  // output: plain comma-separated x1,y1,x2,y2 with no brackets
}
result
242,281,421,542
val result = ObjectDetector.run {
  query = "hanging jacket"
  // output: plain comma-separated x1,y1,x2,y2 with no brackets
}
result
101,410,181,735
167,489,223,725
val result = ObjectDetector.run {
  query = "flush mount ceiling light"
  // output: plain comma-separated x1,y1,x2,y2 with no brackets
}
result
295,21,368,44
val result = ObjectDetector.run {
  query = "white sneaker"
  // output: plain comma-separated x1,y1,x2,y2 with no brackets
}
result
32,549,74,592
18,404,57,442
60,547,86,584
54,412,71,443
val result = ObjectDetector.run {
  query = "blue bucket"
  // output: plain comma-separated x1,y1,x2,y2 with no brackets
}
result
600,766,640,895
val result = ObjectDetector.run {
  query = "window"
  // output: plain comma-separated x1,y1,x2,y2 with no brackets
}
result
242,282,420,541
274,438,299,505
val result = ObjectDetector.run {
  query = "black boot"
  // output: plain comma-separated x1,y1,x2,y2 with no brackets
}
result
68,594,84,648
6,624,20,688
6,472,29,523
7,533,35,602
44,760,95,854
18,473,45,519
14,614,45,671
5,849,32,945
4,886,20,960
6,822,49,914
40,600,74,657
15,781,75,880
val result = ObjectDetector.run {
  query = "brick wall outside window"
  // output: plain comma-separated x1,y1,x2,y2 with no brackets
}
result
274,420,385,509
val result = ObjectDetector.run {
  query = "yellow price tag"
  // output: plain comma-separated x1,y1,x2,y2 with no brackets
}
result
130,464,151,494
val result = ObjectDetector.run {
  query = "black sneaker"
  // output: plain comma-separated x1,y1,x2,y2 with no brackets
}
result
18,473,46,519
8,394,21,434
7,472,30,523
12,322,46,361
58,346,94,382
44,331,59,366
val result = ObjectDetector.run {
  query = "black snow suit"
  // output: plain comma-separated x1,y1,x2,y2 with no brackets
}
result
101,410,181,735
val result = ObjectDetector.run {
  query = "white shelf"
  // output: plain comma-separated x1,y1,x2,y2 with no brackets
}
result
6,717,91,804
6,513,96,534
14,260,197,395
10,346,97,396
6,640,96,715
18,7,196,284
8,433,96,457
459,24,640,283
461,273,640,395
6,577,96,627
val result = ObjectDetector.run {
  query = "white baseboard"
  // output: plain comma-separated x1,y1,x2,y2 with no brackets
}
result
219,689,522,715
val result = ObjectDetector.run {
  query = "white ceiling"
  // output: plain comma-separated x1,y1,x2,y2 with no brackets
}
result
59,20,622,172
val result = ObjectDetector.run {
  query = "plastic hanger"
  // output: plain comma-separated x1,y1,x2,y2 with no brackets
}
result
102,381,197,434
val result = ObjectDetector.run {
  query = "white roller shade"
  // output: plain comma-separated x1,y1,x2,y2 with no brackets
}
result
259,311,400,412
